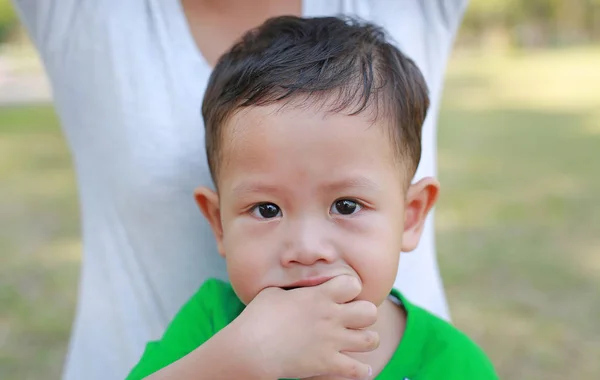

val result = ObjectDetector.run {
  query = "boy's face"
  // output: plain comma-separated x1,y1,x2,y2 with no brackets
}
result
196,103,439,306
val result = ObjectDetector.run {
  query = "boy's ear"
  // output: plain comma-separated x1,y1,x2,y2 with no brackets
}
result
194,186,226,257
401,177,440,252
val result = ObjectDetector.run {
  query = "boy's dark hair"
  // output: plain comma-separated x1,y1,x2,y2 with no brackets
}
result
202,16,429,184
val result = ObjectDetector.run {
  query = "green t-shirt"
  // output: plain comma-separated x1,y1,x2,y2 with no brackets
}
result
126,279,498,379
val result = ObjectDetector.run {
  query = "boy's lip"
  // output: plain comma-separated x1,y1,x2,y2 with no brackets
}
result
281,276,335,290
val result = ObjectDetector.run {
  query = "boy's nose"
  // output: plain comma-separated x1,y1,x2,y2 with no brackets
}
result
279,220,338,267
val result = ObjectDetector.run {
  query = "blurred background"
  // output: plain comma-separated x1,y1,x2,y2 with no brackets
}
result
1,1,599,379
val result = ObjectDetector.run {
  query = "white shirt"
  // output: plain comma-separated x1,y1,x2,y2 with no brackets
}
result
13,1,467,379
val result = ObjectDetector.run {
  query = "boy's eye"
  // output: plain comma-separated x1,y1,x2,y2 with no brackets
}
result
251,203,282,219
330,199,362,215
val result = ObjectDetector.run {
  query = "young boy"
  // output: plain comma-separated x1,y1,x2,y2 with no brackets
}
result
126,16,498,380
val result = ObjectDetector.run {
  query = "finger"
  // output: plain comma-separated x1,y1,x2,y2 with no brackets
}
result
257,285,285,297
340,329,380,353
339,300,378,329
318,275,362,304
329,352,373,380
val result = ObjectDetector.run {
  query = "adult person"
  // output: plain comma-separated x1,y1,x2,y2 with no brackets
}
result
12,1,468,379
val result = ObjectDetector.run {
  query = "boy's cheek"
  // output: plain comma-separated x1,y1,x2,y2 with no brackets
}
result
223,227,276,284
350,242,399,303
225,249,270,304
342,221,401,302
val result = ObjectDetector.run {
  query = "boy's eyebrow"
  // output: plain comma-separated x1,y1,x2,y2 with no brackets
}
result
320,176,381,192
230,183,281,196
230,176,380,196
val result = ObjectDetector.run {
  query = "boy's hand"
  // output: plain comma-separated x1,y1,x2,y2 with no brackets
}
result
233,275,378,380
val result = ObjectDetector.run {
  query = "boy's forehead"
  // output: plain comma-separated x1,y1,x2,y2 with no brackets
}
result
219,103,407,181
225,100,384,141
224,103,374,158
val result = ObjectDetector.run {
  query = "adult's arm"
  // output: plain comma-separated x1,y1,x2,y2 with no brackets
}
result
10,0,82,54
427,0,470,34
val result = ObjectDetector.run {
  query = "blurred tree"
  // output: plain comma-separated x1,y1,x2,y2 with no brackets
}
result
0,0,18,43
460,0,600,48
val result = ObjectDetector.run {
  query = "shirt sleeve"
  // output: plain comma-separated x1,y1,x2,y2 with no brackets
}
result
10,0,82,52
418,349,499,379
417,327,499,380
426,0,470,33
125,279,238,380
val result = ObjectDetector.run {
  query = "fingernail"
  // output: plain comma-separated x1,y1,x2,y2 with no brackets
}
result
367,365,372,378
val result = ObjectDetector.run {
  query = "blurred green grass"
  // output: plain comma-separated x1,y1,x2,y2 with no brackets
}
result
1,47,599,380
0,105,80,380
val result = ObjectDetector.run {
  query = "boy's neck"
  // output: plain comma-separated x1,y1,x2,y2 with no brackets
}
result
310,298,407,380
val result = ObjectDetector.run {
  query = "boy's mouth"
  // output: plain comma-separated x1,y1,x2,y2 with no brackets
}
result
281,276,334,290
